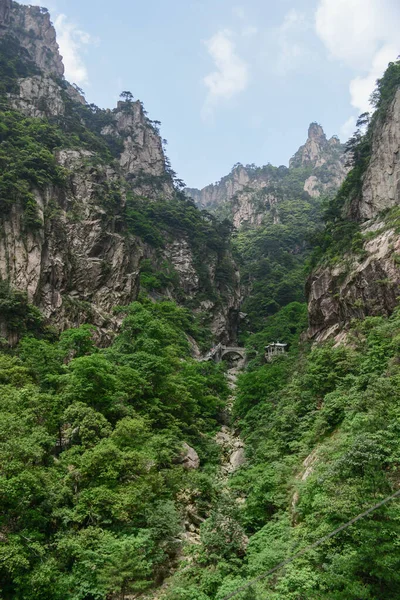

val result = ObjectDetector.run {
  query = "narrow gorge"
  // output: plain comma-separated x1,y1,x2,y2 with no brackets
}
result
1,1,400,599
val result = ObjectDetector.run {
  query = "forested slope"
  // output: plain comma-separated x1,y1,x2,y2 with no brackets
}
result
161,59,400,600
1,0,400,598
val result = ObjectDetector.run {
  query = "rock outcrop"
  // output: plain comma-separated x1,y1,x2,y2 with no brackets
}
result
0,0,11,28
2,1,64,77
0,149,142,341
9,75,66,117
307,84,400,342
186,124,347,229
307,222,400,342
102,100,174,198
0,0,241,345
353,89,400,220
290,123,338,169
186,164,251,211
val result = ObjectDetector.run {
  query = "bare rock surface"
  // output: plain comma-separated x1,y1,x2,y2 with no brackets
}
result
179,442,200,470
5,1,64,77
0,149,142,341
355,89,400,219
307,222,400,342
307,89,400,342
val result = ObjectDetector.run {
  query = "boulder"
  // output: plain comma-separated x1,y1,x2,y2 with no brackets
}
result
180,442,200,470
230,447,246,470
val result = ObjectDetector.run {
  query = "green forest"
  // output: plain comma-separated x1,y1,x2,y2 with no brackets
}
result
1,5,400,597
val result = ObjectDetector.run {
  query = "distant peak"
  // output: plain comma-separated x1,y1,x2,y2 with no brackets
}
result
308,122,326,141
289,122,337,169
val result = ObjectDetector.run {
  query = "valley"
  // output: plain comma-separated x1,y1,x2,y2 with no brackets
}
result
0,1,400,598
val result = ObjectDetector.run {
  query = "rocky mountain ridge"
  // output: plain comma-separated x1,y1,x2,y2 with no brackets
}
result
186,123,348,229
0,0,240,344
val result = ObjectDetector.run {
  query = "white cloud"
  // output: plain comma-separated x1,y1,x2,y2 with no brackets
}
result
202,30,249,119
54,14,96,86
16,2,95,87
275,9,309,74
315,0,400,113
349,43,399,113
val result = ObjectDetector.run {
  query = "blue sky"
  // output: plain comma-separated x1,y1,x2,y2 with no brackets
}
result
21,0,400,188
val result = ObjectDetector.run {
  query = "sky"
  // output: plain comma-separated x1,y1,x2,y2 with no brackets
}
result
20,0,400,188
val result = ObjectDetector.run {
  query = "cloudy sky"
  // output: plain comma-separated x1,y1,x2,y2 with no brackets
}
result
20,0,400,188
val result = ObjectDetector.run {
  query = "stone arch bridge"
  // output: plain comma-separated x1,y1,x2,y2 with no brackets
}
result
202,343,246,363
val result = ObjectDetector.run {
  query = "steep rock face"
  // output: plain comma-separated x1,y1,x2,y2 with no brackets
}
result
355,89,400,219
9,75,66,117
290,123,335,168
102,101,174,197
145,237,241,343
186,165,251,210
3,1,64,77
0,0,241,344
307,85,400,341
307,222,400,342
187,124,347,229
0,0,11,27
0,149,142,342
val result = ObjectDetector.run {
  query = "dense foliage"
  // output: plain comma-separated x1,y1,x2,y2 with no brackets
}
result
0,282,45,339
2,16,400,600
234,193,323,333
0,299,229,599
166,308,400,599
0,109,67,226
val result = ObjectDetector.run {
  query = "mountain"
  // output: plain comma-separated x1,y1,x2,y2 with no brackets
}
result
186,124,347,334
2,1,400,598
186,122,347,229
0,0,240,345
163,60,400,600
307,67,400,342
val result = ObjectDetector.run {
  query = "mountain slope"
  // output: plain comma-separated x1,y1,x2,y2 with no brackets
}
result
161,60,400,600
186,123,347,229
307,60,400,341
0,0,240,344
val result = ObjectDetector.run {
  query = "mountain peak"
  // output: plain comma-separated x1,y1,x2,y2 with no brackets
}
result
308,122,326,141
290,122,339,169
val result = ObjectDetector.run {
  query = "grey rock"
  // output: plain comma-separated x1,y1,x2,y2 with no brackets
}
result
230,447,246,470
179,443,200,470
0,149,142,342
102,100,174,198
9,75,65,117
307,89,400,342
0,1,242,347
6,3,64,77
0,0,11,27
355,89,400,219
307,224,400,342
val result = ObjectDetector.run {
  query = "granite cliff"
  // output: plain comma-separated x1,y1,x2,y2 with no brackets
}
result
307,64,400,341
0,0,240,344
